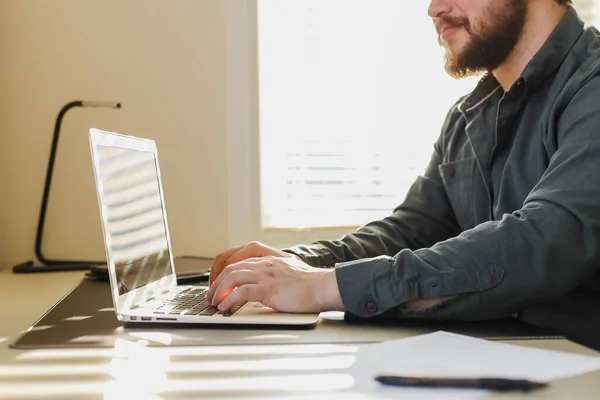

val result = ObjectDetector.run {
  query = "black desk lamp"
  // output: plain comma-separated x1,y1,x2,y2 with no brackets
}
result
13,100,121,273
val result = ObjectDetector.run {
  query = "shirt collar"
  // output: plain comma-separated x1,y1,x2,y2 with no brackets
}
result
520,6,584,96
461,7,584,112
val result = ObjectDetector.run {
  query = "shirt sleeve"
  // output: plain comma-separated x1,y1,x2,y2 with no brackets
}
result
335,77,600,320
283,113,462,268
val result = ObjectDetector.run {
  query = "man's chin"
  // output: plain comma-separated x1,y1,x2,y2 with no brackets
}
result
443,47,462,66
443,51,478,79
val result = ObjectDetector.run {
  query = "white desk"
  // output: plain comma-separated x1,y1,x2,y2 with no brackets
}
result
1,269,599,399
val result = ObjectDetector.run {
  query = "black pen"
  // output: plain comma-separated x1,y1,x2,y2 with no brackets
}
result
375,375,548,391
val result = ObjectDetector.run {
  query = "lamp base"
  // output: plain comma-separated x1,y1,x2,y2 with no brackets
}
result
12,261,92,273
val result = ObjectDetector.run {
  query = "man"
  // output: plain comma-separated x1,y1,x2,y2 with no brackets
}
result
207,0,600,346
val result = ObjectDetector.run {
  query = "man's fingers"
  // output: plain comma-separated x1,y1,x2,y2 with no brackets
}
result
206,260,264,300
225,242,281,265
211,269,261,305
209,241,287,287
217,284,264,311
209,246,243,286
214,245,275,283
209,244,265,286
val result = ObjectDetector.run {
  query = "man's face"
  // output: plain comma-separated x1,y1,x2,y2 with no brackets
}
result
428,0,528,78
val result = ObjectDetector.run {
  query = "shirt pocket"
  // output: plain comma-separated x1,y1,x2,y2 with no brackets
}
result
438,157,476,230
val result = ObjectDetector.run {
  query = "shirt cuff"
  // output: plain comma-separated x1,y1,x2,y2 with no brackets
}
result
334,256,397,318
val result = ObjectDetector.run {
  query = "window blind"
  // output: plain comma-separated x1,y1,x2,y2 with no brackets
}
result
257,1,598,229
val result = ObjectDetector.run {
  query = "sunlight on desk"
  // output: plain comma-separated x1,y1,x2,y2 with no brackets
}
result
245,334,301,340
2,342,360,399
63,315,95,321
104,373,355,394
25,325,54,332
16,342,358,361
127,332,174,345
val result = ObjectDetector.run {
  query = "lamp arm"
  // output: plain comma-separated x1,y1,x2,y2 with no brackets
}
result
34,101,121,266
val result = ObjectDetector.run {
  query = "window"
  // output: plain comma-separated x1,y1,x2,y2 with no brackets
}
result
258,1,479,231
226,1,600,246
574,0,600,24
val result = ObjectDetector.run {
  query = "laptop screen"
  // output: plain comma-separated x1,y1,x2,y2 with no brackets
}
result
96,144,172,295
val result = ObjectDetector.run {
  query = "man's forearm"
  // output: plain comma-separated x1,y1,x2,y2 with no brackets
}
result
403,297,449,310
285,166,461,268
333,200,599,321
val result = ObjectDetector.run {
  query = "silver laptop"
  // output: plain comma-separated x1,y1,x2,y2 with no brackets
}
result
89,128,320,326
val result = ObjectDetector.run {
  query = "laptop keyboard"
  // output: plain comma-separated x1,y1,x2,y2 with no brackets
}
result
152,286,245,317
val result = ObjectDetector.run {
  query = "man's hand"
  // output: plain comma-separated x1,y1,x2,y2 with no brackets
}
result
205,256,344,313
209,241,300,286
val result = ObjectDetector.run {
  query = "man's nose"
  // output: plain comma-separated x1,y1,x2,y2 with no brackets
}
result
428,0,453,18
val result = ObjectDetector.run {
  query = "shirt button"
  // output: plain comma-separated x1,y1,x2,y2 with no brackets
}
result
447,168,456,178
366,300,378,314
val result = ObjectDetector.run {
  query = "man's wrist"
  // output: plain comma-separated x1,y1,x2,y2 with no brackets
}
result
281,249,303,262
315,269,345,312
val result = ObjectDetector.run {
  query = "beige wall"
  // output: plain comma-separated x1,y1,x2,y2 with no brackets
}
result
0,0,229,269
0,0,8,269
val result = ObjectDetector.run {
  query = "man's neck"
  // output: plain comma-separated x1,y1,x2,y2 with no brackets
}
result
493,3,569,91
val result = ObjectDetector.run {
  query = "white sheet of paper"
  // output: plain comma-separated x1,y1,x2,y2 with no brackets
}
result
346,331,600,399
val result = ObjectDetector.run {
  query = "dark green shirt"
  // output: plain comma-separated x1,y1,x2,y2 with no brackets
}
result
285,8,600,345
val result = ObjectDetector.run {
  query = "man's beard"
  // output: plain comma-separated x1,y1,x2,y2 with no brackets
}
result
439,0,528,79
